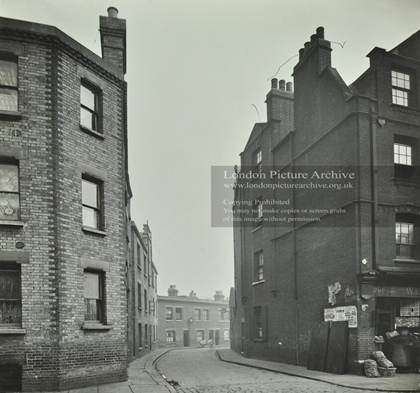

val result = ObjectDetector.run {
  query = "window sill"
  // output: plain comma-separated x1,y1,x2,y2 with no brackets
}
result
0,110,23,120
0,220,24,227
391,104,420,114
392,177,420,187
252,279,265,286
79,125,104,139
252,225,263,233
394,258,420,264
0,328,26,335
82,323,113,330
252,338,264,342
82,226,107,236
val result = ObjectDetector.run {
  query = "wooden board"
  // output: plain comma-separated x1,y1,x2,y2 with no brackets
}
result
325,321,348,374
307,322,330,372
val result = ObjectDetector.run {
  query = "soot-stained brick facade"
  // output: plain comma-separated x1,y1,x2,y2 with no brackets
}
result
231,27,420,374
0,8,129,391
158,286,230,348
127,222,158,362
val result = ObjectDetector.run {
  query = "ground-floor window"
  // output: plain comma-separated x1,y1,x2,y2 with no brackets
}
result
166,330,176,343
196,329,204,341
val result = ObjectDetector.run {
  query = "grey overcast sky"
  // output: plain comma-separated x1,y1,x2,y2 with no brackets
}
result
1,0,419,299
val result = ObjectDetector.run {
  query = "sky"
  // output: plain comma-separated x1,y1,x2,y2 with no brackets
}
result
1,0,420,299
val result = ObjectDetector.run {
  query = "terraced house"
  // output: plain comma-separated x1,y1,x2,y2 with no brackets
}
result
0,8,130,391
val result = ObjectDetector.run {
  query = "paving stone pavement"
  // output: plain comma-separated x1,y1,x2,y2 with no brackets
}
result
156,348,383,393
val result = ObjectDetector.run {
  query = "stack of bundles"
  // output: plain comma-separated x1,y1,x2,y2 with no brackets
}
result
372,351,394,368
364,359,380,377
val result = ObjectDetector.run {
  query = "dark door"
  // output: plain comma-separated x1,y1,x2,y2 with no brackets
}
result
209,330,214,341
0,364,22,393
241,322,245,354
215,330,220,345
183,330,190,347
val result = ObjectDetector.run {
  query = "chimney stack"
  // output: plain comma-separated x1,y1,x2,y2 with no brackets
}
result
100,7,127,74
168,285,178,297
189,290,198,299
214,291,225,302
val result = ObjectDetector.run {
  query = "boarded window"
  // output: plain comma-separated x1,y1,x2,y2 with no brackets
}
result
0,263,21,326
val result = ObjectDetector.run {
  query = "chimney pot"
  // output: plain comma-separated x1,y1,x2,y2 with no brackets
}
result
107,6,119,18
279,79,286,91
299,48,304,60
286,82,293,92
310,34,317,44
271,78,278,89
316,27,325,39
304,42,311,50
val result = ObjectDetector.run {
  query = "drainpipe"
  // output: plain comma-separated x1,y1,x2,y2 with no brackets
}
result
290,130,299,365
370,107,379,270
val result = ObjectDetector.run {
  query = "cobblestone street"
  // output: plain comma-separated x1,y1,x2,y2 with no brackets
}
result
156,348,378,393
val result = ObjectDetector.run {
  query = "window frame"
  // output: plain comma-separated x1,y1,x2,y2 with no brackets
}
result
166,307,173,320
0,262,21,327
393,136,418,181
253,148,263,174
194,308,201,321
196,329,205,342
396,214,419,260
0,161,20,221
80,79,102,133
166,330,176,343
175,307,183,321
391,69,414,108
255,251,264,282
137,282,142,310
254,196,263,228
202,309,209,321
83,269,105,324
82,176,103,231
0,54,18,113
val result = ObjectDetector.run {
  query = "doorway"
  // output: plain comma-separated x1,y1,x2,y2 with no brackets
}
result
215,330,220,345
183,330,190,347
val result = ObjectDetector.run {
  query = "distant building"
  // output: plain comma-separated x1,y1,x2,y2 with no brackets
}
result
158,286,230,347
127,222,158,361
231,27,420,374
0,8,130,391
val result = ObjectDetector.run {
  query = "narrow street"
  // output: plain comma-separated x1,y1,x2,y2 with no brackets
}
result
156,348,376,393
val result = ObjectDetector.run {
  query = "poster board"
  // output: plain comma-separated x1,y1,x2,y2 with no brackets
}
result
324,305,357,328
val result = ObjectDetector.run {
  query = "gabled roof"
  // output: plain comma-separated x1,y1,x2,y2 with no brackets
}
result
243,122,265,152
390,29,420,61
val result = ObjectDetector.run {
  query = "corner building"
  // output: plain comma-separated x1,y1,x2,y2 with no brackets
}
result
231,27,420,373
0,9,129,391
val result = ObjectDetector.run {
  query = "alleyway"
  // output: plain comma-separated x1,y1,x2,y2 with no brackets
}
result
156,348,377,393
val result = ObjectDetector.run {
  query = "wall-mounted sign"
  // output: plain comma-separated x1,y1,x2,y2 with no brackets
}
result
373,286,420,298
400,300,419,317
324,305,357,328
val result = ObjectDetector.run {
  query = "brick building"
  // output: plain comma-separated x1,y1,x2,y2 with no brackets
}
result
0,8,130,391
127,222,158,362
231,27,420,373
158,286,230,348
